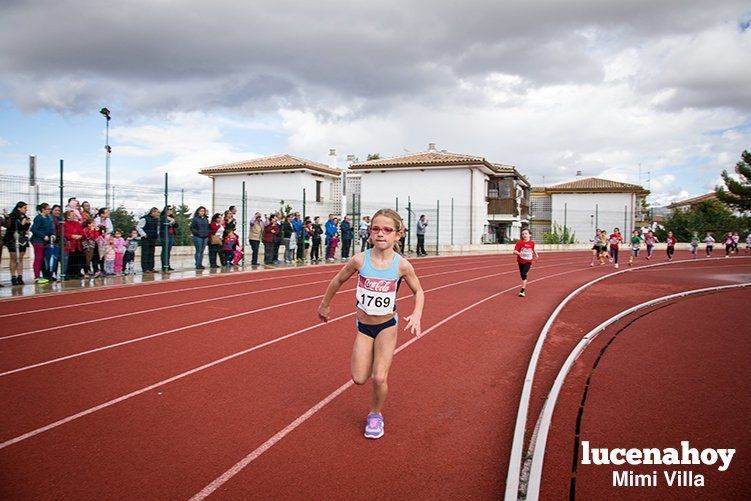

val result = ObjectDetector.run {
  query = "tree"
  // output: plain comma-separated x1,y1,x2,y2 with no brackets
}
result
173,203,192,246
366,153,380,161
656,199,749,242
542,223,576,244
109,205,137,233
716,150,751,213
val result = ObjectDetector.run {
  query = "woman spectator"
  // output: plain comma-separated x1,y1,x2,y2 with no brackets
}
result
190,206,209,269
63,209,85,279
80,201,93,223
30,203,54,284
223,209,237,234
160,205,177,272
359,215,371,252
273,211,283,264
136,207,160,273
263,214,279,265
303,216,313,263
4,201,31,285
281,214,294,264
311,216,323,263
94,207,114,235
248,212,263,266
208,213,224,269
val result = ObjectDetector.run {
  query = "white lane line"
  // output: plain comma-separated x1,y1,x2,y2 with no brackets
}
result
503,255,751,501
0,261,524,373
524,282,751,501
0,254,508,316
0,260,584,450
188,267,587,500
0,259,508,341
0,254,504,317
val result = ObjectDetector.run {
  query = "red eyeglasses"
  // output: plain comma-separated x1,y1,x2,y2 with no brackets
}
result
370,226,396,235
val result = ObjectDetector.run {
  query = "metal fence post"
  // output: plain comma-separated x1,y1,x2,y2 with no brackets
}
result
450,197,454,246
59,159,66,281
436,199,440,255
595,204,598,231
624,205,628,237
563,202,568,242
407,197,412,254
162,173,169,272
242,181,247,267
395,197,399,212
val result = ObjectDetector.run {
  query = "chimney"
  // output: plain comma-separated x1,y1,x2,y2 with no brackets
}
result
328,148,337,169
428,142,436,151
346,154,356,163
576,170,583,177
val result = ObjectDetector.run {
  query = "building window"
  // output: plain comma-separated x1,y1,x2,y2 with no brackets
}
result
316,180,323,202
530,196,552,220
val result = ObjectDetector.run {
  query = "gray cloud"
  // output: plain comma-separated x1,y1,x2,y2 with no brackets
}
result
0,0,749,115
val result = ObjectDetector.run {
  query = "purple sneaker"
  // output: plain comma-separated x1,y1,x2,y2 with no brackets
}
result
364,413,384,439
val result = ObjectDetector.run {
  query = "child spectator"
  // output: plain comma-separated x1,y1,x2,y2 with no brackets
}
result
81,219,99,279
223,229,239,266
123,229,140,274
328,232,340,261
103,233,116,275
113,229,126,274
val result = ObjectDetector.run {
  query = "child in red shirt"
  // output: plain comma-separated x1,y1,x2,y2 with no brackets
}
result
513,228,539,297
609,228,623,268
222,230,239,267
665,231,677,261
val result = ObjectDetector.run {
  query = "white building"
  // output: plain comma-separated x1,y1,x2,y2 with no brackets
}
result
530,177,649,243
350,144,529,246
199,154,341,232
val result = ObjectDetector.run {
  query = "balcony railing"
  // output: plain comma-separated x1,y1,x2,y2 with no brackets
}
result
487,198,530,218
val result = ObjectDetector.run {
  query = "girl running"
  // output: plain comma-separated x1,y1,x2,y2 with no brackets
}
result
704,232,715,257
665,231,677,261
724,232,734,257
599,230,609,264
514,228,539,296
628,230,642,266
689,231,700,259
644,230,657,260
746,233,751,254
590,229,604,267
317,208,424,440
609,228,623,268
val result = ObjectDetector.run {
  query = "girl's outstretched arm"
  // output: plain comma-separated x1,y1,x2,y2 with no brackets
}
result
317,254,362,322
400,259,425,336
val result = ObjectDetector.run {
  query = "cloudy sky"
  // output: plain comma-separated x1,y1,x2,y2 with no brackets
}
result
1,0,749,206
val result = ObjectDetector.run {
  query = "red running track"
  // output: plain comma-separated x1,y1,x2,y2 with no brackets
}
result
539,287,751,500
0,252,748,499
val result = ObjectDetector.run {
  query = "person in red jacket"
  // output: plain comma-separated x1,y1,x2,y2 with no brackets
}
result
665,231,677,261
609,227,623,268
63,210,85,279
513,228,539,297
263,214,280,265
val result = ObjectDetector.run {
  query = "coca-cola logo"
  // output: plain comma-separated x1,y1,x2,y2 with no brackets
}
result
359,276,396,292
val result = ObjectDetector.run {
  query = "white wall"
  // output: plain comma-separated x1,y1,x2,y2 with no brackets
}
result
358,167,486,246
212,171,336,217
551,192,635,243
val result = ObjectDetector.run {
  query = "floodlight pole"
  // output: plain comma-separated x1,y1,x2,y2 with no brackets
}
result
100,108,112,207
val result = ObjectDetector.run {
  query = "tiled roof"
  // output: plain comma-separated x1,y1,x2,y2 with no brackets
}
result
545,177,648,193
350,149,495,171
667,192,716,209
199,154,340,176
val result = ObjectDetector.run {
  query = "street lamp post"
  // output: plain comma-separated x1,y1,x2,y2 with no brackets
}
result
100,107,112,208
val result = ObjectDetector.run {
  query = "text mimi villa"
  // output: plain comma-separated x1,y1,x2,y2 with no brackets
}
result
580,441,735,488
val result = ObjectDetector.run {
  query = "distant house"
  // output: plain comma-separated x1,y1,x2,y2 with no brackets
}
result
198,154,341,222
349,143,529,245
667,192,717,211
530,177,649,243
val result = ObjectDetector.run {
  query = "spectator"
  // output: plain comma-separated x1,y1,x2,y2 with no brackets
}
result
112,229,126,274
311,216,323,263
81,219,99,278
340,215,354,261
263,214,279,264
63,209,84,279
282,214,295,263
4,201,31,285
328,231,340,261
416,215,428,256
123,229,140,274
248,212,263,266
292,212,304,261
359,215,371,252
80,201,93,223
136,207,160,273
324,213,336,262
399,224,408,255
190,206,209,269
208,213,224,269
65,197,83,223
30,203,53,284
160,205,177,272
222,229,239,267
273,211,283,264
223,207,237,234
50,204,62,240
94,207,114,235
303,216,313,263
